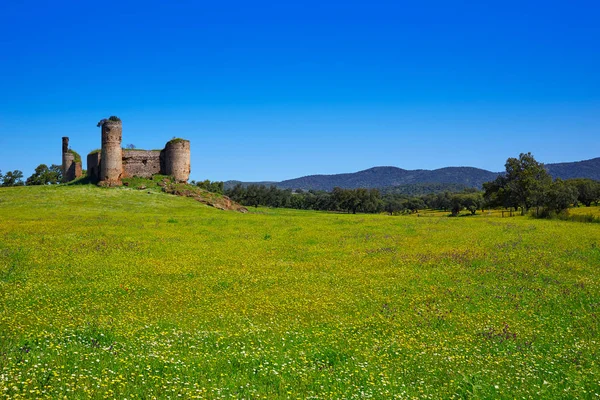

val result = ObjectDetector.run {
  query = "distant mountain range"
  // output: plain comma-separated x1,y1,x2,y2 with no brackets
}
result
224,157,600,192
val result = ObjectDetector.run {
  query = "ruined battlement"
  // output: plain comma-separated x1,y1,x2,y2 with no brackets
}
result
62,117,191,184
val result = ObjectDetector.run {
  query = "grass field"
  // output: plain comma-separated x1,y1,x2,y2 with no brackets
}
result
1,185,599,399
568,206,600,218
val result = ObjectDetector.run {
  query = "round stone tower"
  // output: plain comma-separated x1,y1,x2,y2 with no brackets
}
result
164,139,191,182
100,119,123,184
61,137,73,182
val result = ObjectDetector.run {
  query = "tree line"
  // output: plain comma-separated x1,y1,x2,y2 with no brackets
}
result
483,153,600,216
225,184,385,213
224,183,488,215
0,164,63,187
3,154,600,218
223,153,600,217
0,169,25,187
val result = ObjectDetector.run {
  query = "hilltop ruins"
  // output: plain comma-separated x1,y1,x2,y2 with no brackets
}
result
61,117,191,185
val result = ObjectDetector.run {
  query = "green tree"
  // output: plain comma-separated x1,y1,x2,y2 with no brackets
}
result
436,192,452,211
226,184,245,203
365,189,384,213
569,178,600,207
450,195,463,216
353,188,369,214
483,175,511,209
26,164,62,185
343,189,357,213
245,185,261,208
544,179,578,214
506,153,552,214
266,185,281,207
383,196,405,215
332,187,351,213
484,153,552,215
196,179,224,194
404,198,425,213
1,170,24,187
289,192,305,209
462,193,483,215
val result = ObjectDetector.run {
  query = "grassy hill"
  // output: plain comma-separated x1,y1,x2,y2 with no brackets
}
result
1,185,599,398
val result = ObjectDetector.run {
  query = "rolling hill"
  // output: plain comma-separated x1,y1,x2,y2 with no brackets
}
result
546,157,600,181
224,157,600,192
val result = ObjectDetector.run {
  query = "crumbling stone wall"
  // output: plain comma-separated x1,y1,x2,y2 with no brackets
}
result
63,152,75,182
122,150,162,178
87,152,101,182
73,161,82,180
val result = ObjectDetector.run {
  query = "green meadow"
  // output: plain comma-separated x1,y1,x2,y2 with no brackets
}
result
1,185,599,399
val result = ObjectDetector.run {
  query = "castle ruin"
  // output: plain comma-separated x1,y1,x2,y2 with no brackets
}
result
62,117,191,185
62,137,83,182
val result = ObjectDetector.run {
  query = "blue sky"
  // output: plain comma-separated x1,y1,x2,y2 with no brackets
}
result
1,0,598,182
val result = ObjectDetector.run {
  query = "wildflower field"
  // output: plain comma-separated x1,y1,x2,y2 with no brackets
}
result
1,185,599,399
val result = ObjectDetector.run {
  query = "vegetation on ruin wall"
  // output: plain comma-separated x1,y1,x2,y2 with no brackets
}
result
121,148,162,152
167,137,188,145
67,149,81,163
0,185,599,398
97,116,121,127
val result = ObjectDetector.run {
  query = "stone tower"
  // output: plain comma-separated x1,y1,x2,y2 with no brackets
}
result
61,137,72,182
61,137,82,182
163,139,191,182
100,119,123,184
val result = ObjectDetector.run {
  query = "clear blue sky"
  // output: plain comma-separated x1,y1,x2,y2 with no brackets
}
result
1,0,598,182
